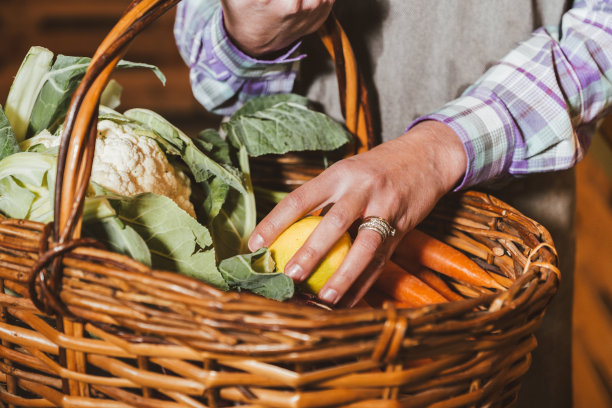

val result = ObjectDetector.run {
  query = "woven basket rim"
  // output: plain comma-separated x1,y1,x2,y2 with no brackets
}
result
9,189,559,324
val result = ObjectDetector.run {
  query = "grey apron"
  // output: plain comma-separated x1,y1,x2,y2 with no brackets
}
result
297,1,575,406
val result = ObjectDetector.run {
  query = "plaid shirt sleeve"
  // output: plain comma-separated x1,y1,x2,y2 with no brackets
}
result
412,0,612,190
173,0,304,116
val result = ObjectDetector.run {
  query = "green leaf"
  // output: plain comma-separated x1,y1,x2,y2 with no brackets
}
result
0,176,36,219
254,186,288,205
223,95,352,157
98,107,181,156
100,79,123,109
211,187,252,260
0,151,117,223
125,108,247,192
115,60,165,84
18,129,59,153
28,55,165,137
201,176,230,222
196,129,231,165
81,197,118,223
218,248,294,301
84,216,152,266
4,46,54,142
208,138,257,260
4,46,166,141
232,93,309,118
97,105,135,125
124,108,186,151
111,193,228,290
0,106,20,160
124,108,257,259
0,152,56,222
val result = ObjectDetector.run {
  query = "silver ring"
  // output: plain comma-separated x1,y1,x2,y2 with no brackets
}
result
358,216,396,242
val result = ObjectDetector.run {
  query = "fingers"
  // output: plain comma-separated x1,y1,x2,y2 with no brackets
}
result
338,238,400,308
221,0,336,56
282,196,363,281
318,226,390,304
246,128,464,307
301,0,335,9
248,170,340,251
249,154,402,306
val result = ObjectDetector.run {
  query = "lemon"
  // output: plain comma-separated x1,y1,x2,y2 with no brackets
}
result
269,216,352,294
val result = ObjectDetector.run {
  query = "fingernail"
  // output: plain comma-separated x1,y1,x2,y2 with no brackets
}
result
319,288,339,304
285,264,303,281
248,234,264,251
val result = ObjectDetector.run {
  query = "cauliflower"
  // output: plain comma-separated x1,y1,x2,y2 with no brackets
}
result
36,120,196,217
91,120,196,217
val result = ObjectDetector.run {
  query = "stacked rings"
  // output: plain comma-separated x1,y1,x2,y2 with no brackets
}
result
358,216,396,242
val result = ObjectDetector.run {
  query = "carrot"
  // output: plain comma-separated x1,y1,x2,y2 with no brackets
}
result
410,266,465,302
364,287,415,309
374,261,448,306
392,229,504,290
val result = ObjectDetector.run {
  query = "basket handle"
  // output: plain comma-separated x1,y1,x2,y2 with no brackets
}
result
53,4,374,244
53,0,181,245
317,15,376,154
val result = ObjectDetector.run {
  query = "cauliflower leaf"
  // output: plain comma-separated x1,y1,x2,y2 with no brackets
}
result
110,193,228,290
0,106,20,160
222,94,352,157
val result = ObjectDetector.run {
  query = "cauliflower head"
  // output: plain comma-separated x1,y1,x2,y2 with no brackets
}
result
91,120,196,217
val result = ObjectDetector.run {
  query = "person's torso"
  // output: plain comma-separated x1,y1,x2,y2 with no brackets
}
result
297,2,575,407
299,0,570,143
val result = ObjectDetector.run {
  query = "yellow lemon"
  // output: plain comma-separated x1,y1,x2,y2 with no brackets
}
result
269,216,352,294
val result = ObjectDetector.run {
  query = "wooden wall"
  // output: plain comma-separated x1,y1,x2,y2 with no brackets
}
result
0,0,220,136
573,130,612,408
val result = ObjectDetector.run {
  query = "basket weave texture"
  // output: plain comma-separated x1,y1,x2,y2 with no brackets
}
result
0,1,560,407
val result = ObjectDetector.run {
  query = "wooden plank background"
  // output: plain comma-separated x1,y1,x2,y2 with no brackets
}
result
573,128,612,408
0,0,220,136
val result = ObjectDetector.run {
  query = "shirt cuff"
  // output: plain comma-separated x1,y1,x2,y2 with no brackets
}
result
212,8,306,77
408,88,520,191
185,6,306,115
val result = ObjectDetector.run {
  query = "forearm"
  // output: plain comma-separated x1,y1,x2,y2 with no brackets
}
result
412,0,612,189
221,0,334,57
397,121,467,197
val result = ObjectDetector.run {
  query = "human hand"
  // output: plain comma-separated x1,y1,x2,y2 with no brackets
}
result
220,0,335,57
248,121,468,306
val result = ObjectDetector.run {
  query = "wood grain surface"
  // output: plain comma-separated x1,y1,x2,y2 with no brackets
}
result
0,0,220,136
573,130,612,408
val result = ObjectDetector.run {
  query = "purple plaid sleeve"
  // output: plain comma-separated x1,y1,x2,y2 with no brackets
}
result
412,0,612,190
174,0,305,116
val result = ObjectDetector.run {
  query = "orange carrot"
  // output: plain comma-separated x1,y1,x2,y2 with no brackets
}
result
374,261,448,306
410,266,464,302
364,287,415,309
392,229,504,290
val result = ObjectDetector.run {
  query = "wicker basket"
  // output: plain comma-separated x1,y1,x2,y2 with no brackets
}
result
0,1,560,407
